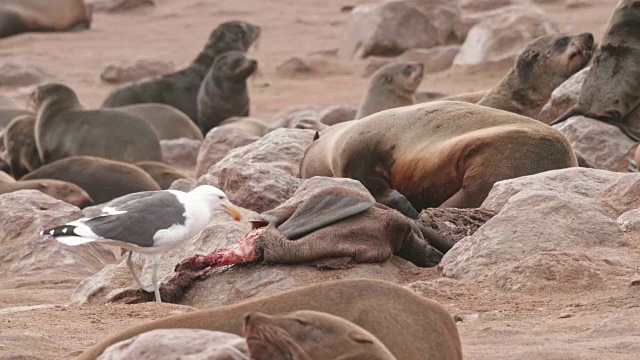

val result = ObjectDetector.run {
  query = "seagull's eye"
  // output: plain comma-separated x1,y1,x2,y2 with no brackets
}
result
218,195,224,200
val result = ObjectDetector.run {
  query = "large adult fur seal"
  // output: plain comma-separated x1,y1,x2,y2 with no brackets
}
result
300,101,578,218
196,51,258,135
102,21,261,122
0,0,92,39
438,89,489,104
550,0,640,140
0,178,93,208
243,310,396,360
134,161,187,190
116,104,203,141
22,156,160,204
2,114,41,179
75,279,463,360
355,62,424,119
478,32,594,118
31,83,162,164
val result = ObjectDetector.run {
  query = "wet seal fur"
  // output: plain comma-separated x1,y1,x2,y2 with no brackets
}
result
75,279,463,360
0,178,93,208
300,101,578,218
196,51,258,135
550,0,640,141
22,156,160,204
243,310,396,360
102,21,260,122
478,32,594,118
355,62,424,119
2,114,41,179
116,104,204,141
0,0,92,39
31,83,162,165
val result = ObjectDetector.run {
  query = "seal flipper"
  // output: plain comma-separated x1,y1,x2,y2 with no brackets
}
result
277,194,374,240
375,189,419,219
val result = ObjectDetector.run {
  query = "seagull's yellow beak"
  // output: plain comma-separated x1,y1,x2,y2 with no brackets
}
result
221,202,242,221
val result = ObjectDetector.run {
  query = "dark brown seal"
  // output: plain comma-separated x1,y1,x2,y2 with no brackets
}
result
550,1,640,141
2,114,41,179
243,310,396,360
196,51,258,135
0,0,92,39
478,32,594,118
31,83,162,164
21,156,160,204
75,279,463,360
355,61,424,119
116,104,203,141
134,161,187,190
102,21,261,122
0,178,93,208
300,101,578,218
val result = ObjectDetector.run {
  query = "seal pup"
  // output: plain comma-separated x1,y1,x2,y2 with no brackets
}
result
31,83,162,164
22,156,161,205
2,114,41,179
0,178,93,208
355,61,424,119
75,279,463,360
116,104,203,141
550,0,640,141
243,310,396,360
102,21,261,122
196,51,257,135
134,161,187,190
300,101,577,218
478,32,594,118
0,0,91,39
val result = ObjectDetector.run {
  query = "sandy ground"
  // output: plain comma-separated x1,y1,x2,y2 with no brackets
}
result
2,0,638,359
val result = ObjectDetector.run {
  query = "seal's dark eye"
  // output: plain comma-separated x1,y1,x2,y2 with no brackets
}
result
554,37,570,49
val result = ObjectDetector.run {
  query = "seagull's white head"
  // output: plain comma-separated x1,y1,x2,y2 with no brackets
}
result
189,185,242,221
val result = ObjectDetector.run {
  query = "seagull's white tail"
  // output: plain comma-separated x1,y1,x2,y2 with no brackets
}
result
54,236,96,246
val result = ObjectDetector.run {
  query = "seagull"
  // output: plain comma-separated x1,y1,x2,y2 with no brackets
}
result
40,185,242,303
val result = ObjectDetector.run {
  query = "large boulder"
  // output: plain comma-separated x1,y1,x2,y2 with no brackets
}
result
195,127,259,178
552,116,637,172
0,190,116,288
441,169,640,293
338,0,462,60
537,66,589,124
453,5,558,66
160,138,201,177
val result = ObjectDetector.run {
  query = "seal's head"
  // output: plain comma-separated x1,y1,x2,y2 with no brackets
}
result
29,83,79,112
206,20,261,54
372,62,424,96
214,51,258,81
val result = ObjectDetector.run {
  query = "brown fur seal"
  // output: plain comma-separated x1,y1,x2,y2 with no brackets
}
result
300,101,578,218
0,178,93,208
116,104,203,141
196,51,257,135
355,62,424,119
478,32,594,118
21,156,160,204
0,0,91,39
102,21,261,122
134,161,187,190
31,83,162,164
0,109,32,130
75,279,463,360
2,114,41,179
439,89,489,104
243,310,396,360
551,1,640,141
217,116,273,137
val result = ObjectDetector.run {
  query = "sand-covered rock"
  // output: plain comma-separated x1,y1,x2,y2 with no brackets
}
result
538,66,589,124
553,116,636,172
0,62,56,87
0,190,116,288
100,57,174,84
195,127,259,178
418,208,497,245
338,0,462,60
441,169,640,291
453,5,558,66
98,329,249,360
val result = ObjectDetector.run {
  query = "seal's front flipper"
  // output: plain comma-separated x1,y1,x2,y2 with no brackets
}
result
278,194,374,240
375,189,419,219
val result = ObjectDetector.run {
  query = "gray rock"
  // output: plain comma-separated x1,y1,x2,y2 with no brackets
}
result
538,66,589,124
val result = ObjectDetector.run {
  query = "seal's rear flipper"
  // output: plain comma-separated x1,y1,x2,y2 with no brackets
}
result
278,194,374,240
